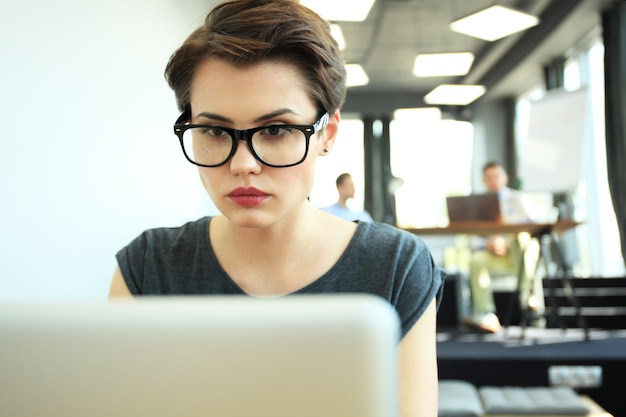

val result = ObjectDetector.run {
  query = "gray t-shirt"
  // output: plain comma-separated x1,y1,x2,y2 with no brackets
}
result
116,217,445,338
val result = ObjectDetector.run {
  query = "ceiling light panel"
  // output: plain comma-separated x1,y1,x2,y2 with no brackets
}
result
330,24,346,50
300,0,375,22
450,5,540,42
413,52,474,77
393,107,442,123
424,84,486,105
345,64,369,87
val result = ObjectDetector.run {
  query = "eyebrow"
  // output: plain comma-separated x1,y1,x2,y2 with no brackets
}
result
195,108,300,124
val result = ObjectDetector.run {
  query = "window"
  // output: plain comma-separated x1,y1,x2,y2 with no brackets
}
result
310,118,366,211
573,41,625,276
390,117,474,228
515,37,625,277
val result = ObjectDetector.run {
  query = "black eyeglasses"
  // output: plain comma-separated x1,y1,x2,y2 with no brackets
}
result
173,112,329,168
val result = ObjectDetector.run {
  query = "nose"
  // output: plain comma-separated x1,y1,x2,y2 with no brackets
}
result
229,140,262,175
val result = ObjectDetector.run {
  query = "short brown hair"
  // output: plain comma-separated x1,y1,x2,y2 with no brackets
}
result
336,173,352,187
164,0,347,115
482,161,504,173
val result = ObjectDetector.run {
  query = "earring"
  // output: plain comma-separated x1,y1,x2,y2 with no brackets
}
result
323,148,329,153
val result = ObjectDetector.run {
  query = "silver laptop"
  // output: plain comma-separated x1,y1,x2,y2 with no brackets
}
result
0,295,400,417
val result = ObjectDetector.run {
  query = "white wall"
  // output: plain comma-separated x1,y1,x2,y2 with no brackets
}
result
0,0,221,302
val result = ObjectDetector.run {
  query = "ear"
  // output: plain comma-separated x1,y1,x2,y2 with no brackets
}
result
318,111,341,155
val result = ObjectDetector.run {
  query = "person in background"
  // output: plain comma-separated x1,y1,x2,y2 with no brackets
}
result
463,161,536,333
108,1,445,416
321,172,373,222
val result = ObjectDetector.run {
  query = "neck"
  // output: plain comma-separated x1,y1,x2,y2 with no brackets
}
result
210,207,330,296
212,205,315,258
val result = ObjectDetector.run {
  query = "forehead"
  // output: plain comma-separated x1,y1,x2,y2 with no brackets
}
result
189,59,315,118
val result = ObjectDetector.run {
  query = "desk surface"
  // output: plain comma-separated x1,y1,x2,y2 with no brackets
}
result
401,220,580,237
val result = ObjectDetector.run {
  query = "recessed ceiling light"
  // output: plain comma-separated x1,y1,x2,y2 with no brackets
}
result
300,0,375,22
345,64,369,87
413,52,474,77
450,5,539,42
394,107,442,122
330,24,346,50
424,84,486,105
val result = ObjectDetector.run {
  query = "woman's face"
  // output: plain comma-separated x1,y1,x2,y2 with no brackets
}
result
188,59,338,228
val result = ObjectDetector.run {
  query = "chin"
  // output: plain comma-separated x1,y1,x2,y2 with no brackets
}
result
226,211,274,229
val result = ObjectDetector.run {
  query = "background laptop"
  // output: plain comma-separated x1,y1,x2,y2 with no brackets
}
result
446,193,502,223
0,295,399,417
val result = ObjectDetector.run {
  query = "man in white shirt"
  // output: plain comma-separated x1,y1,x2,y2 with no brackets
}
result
463,162,537,333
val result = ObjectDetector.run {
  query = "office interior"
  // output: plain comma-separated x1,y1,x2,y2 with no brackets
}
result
308,1,626,415
0,0,625,416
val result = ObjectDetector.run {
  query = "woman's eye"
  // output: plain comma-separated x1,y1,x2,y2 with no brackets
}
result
262,126,292,136
201,126,228,136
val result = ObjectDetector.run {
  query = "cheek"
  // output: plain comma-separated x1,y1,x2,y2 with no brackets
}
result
197,167,219,198
310,134,326,155
283,156,318,196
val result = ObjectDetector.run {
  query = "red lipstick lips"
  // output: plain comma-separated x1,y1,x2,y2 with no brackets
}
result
228,187,269,207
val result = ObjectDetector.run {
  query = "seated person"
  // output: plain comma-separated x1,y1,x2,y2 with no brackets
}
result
463,161,538,333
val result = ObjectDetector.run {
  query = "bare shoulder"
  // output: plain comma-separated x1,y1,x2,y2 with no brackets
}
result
317,209,359,241
108,267,133,299
313,210,359,264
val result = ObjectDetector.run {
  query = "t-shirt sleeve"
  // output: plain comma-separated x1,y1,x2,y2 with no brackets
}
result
115,232,148,295
393,232,446,337
346,222,446,339
397,234,446,336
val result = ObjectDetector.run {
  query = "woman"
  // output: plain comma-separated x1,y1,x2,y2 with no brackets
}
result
109,1,445,415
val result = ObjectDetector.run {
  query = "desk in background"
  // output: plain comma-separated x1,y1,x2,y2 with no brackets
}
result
402,220,588,339
402,219,579,237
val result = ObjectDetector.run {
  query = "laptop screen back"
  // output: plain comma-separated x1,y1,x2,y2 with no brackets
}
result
446,193,501,223
0,295,400,417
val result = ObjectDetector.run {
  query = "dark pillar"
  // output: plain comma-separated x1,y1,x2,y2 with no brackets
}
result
363,115,397,224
